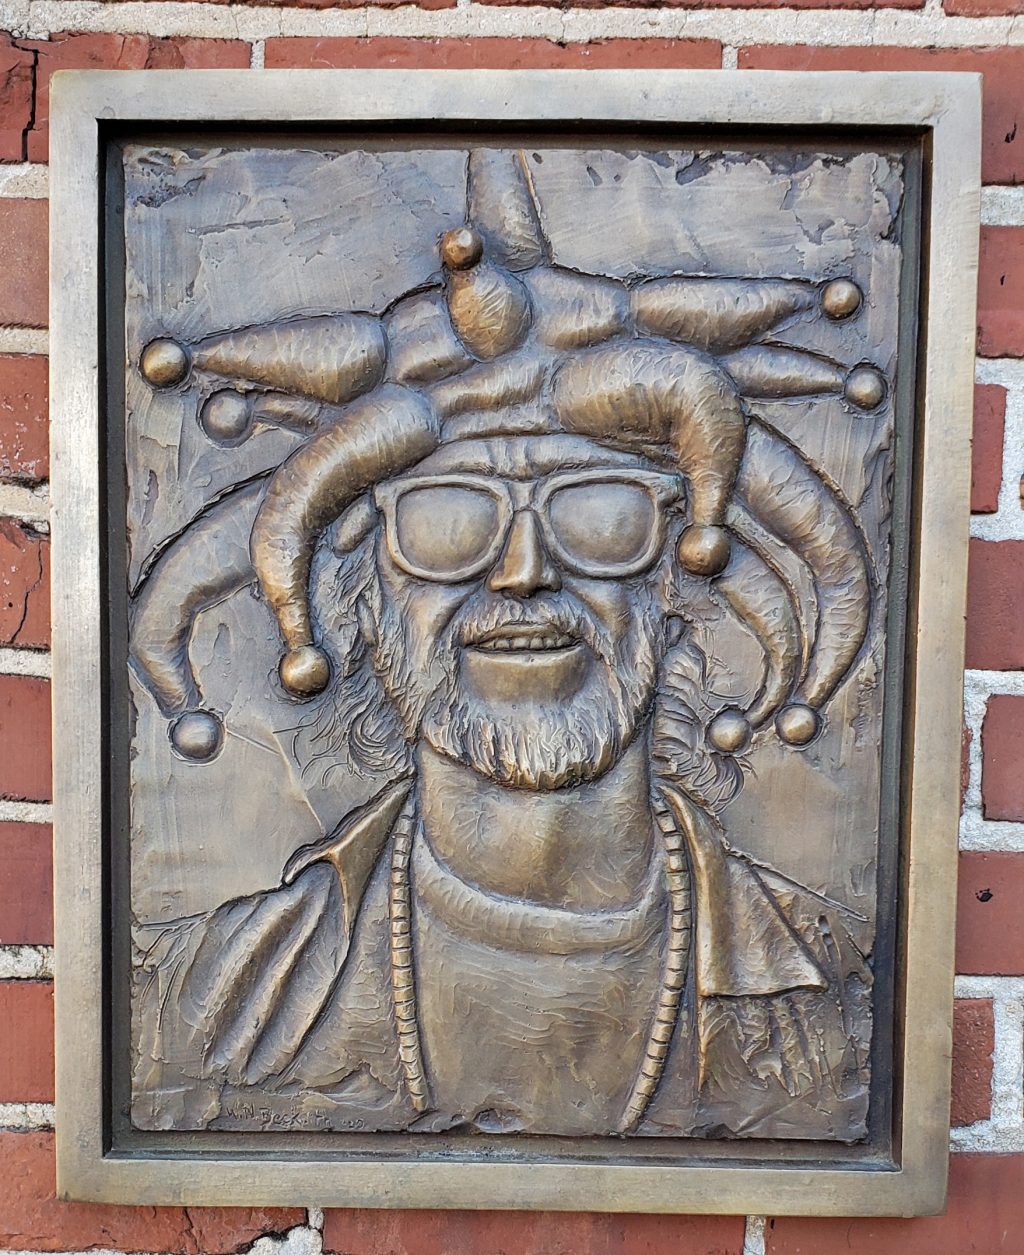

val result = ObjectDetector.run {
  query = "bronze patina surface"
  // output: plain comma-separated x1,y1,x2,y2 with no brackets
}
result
48,68,979,1213
128,144,890,1141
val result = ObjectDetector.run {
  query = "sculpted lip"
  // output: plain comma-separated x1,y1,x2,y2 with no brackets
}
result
465,624,580,653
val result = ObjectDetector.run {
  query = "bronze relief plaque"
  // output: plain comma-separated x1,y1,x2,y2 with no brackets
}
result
51,70,979,1213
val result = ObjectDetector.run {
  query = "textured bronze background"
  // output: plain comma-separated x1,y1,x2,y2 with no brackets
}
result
122,140,902,1144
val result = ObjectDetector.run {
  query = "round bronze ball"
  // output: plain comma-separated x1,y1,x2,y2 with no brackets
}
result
440,226,484,271
708,708,752,754
170,710,223,761
844,366,886,411
776,703,821,747
200,391,251,445
140,337,189,389
821,278,862,321
280,645,331,697
678,525,731,577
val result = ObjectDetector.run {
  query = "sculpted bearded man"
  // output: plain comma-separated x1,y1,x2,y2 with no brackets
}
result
131,151,876,1141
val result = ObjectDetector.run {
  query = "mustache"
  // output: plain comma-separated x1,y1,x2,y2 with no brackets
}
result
447,594,613,662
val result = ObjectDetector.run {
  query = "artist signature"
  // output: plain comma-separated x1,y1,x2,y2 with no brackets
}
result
229,1102,350,1130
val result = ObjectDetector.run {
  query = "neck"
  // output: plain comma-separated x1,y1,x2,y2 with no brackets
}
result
416,736,656,911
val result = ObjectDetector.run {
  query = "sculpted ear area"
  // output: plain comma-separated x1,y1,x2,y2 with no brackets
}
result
329,495,379,555
302,517,386,689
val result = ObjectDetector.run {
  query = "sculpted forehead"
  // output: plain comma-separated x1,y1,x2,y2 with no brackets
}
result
404,435,654,480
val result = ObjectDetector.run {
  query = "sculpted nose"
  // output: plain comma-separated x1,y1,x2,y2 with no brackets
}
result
486,510,562,597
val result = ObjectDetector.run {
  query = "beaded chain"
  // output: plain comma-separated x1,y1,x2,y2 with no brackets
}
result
388,799,431,1113
618,793,693,1133
387,792,693,1129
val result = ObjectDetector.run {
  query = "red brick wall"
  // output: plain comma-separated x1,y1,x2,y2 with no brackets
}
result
0,8,1021,1254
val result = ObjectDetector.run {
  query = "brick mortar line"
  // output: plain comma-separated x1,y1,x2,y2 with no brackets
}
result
235,1224,323,1255
0,943,53,978
0,480,49,530
0,1102,54,1132
982,186,1024,227
743,1215,767,1255
4,1,1024,46
0,163,46,199
976,358,1024,391
0,799,52,822
0,327,47,355
0,647,50,677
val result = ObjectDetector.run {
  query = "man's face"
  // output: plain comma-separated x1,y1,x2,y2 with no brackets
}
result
367,435,682,791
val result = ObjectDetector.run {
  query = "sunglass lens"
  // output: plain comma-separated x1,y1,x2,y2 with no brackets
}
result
547,481,657,572
394,484,501,576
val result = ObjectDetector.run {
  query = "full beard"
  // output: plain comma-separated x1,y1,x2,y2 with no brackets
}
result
372,588,662,792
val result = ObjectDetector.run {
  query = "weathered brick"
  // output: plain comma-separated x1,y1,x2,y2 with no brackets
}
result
738,46,1024,185
0,200,47,329
765,1154,1024,1252
0,520,49,650
957,851,1024,975
950,998,994,1127
972,383,1006,513
0,981,53,1103
0,356,49,484
0,675,50,803
981,694,1024,822
0,1132,303,1252
965,540,1024,671
265,36,723,70
22,34,251,163
323,1209,745,1255
0,821,52,945
945,0,1024,13
0,34,34,162
978,227,1024,358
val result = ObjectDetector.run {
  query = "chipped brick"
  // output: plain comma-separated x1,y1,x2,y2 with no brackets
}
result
951,998,994,1127
0,520,49,649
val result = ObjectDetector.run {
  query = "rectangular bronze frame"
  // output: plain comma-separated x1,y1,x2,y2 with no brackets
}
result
50,68,980,1214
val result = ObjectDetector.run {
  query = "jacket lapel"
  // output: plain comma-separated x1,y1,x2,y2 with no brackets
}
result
661,785,828,998
283,775,413,933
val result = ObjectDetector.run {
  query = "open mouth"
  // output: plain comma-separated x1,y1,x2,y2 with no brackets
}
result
467,625,580,653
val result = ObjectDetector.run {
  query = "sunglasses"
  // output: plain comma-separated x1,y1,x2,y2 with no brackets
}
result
374,469,682,583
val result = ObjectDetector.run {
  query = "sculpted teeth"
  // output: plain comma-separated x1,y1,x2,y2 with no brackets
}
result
473,631,575,652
